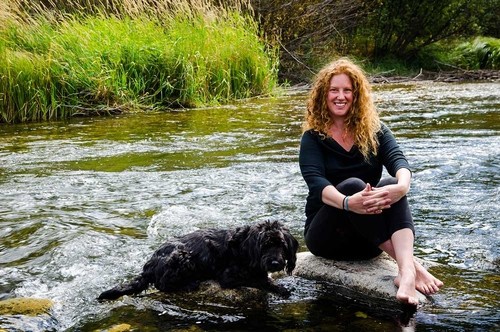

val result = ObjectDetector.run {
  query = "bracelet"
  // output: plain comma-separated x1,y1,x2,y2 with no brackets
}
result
342,195,350,212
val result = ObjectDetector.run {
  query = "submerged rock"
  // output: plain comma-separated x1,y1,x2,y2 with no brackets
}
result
293,252,429,312
0,298,53,316
147,280,269,309
0,297,59,332
107,323,132,332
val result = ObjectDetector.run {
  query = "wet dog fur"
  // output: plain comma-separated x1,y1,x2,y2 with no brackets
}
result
98,220,299,300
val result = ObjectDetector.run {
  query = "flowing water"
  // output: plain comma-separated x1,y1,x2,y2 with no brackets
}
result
0,81,498,331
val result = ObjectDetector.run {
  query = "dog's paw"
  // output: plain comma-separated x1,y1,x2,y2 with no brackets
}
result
97,289,120,301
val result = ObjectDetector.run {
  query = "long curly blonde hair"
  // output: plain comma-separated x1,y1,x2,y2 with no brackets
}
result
303,58,381,160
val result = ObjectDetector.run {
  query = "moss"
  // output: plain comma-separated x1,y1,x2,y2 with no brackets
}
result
107,323,132,332
0,297,53,316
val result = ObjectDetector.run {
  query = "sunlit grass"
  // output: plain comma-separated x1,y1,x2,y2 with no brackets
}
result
455,37,500,70
417,36,500,71
0,0,279,123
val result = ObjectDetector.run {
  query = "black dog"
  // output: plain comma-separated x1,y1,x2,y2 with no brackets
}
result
98,220,299,300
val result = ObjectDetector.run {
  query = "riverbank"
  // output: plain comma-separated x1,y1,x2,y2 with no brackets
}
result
370,69,500,84
2,1,499,124
0,1,279,124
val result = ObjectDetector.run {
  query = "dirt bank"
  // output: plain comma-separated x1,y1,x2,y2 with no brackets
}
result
370,69,500,84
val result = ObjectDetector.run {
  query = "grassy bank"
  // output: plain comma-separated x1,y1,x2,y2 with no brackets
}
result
342,36,500,79
0,0,278,123
417,37,500,71
1,1,498,124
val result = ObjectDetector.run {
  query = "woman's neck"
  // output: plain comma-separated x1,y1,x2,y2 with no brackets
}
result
329,119,353,151
330,118,347,134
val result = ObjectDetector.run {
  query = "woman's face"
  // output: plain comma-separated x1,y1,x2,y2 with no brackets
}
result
326,73,353,119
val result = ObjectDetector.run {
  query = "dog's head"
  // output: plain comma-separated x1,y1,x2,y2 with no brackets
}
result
231,220,299,275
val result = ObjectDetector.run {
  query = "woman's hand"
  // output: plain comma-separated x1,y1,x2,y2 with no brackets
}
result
348,183,391,214
322,168,411,215
353,169,411,214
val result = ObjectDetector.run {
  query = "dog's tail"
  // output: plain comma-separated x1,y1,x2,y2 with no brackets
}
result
98,275,149,301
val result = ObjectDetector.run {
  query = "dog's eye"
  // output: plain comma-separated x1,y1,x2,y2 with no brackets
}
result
269,238,287,249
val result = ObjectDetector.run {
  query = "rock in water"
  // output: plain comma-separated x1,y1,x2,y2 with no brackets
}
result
0,298,53,316
0,297,59,332
293,252,429,312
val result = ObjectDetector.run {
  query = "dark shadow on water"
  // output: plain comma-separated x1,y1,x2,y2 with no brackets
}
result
73,278,422,332
78,270,500,331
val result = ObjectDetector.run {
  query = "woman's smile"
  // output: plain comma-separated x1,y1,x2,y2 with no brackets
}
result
327,73,353,117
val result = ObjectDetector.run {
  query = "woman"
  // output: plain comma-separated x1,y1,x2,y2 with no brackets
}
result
299,58,443,306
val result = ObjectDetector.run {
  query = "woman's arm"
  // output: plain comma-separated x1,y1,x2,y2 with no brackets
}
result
362,123,411,213
299,131,333,205
321,185,347,210
363,168,411,213
395,167,411,196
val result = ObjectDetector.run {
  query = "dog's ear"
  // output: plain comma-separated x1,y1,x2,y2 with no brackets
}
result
283,229,299,275
229,225,251,249
232,224,265,269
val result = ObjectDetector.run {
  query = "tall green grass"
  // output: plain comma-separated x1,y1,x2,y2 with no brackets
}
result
418,37,500,71
455,37,500,70
0,0,278,123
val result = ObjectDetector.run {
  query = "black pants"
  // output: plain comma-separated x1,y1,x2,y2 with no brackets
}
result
304,177,415,260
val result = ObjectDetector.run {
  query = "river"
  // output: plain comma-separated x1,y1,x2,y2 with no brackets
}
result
0,81,499,331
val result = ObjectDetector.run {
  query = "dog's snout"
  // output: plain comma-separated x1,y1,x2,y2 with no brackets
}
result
269,259,284,271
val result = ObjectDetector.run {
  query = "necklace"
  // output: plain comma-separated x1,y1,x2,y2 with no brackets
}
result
341,127,348,142
330,126,354,151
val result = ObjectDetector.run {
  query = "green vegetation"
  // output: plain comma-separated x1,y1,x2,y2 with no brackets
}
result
252,0,500,81
454,37,500,70
0,0,278,123
1,0,499,123
417,37,500,71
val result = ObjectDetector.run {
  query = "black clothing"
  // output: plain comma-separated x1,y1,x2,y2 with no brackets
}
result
303,177,414,260
299,123,414,260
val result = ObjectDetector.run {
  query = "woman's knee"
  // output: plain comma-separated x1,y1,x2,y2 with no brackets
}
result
337,177,366,195
377,177,398,187
304,231,327,257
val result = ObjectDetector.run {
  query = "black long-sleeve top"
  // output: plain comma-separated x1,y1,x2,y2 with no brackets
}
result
299,123,411,221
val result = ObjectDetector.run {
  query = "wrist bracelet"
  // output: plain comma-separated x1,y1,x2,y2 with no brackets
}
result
343,195,349,212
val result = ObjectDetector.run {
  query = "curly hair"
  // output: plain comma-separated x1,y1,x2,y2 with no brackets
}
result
303,58,381,160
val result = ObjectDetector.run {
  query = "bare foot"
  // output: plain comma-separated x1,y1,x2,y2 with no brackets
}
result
414,260,443,294
395,260,444,295
395,268,419,306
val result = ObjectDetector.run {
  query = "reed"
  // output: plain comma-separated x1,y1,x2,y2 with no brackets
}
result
418,36,500,71
0,0,278,123
456,37,500,70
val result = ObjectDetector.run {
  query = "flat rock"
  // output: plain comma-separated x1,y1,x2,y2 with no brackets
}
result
293,252,429,312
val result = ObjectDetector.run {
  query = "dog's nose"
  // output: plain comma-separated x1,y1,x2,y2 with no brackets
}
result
270,260,282,270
